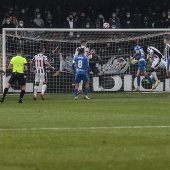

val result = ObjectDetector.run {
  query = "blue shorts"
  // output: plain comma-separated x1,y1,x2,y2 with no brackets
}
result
138,60,146,73
167,56,170,70
74,72,89,83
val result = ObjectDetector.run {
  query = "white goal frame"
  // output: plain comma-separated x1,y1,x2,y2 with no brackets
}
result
2,28,170,92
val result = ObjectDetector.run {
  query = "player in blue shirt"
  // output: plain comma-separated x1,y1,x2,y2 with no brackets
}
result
130,40,156,91
72,48,90,100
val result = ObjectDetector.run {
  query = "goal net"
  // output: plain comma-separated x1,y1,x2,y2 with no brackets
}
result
1,28,170,94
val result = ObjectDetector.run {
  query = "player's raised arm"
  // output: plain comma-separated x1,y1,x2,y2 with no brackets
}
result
74,47,79,58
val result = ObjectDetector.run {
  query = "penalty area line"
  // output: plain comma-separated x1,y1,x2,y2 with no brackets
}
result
0,126,170,131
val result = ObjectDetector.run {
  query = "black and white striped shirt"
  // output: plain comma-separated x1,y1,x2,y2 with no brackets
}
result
32,53,47,73
164,43,170,61
148,46,164,62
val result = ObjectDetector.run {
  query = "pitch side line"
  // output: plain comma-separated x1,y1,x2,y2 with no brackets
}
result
0,126,170,131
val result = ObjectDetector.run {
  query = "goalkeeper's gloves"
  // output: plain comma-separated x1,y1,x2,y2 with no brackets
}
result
130,56,138,65
131,59,138,65
101,66,105,72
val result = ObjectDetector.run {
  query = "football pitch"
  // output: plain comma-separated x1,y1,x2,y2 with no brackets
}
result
0,93,170,170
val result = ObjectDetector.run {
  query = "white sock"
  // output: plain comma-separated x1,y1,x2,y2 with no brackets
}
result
78,81,83,91
34,86,38,96
42,84,47,94
151,71,158,81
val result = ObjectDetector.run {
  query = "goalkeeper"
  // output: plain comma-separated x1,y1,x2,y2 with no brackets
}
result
89,49,104,90
130,40,156,91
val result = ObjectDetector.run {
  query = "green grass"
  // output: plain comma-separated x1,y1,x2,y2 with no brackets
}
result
0,93,170,170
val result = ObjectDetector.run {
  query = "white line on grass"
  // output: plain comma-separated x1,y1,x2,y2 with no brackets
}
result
0,126,170,131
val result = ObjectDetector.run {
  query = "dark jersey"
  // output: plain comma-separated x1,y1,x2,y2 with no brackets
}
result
164,43,170,61
89,54,103,68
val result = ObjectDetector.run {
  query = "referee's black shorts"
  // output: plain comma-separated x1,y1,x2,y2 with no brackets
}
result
8,72,26,86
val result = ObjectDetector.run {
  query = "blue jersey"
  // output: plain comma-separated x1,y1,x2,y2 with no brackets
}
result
72,54,89,73
134,45,145,60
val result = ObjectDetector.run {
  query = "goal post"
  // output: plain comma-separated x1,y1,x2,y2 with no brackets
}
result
1,28,170,94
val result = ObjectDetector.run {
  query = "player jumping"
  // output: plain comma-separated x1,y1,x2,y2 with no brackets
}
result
144,46,167,86
30,47,55,100
74,40,91,94
72,48,90,100
130,40,156,91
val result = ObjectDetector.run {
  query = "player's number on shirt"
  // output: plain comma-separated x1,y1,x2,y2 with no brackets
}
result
78,60,83,68
36,60,42,67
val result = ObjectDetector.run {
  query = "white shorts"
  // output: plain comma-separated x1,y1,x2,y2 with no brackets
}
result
35,73,46,83
151,58,167,69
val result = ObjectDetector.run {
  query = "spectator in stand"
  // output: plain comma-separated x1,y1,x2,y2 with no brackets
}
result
108,13,121,29
164,18,170,28
53,5,63,28
18,8,29,26
17,20,24,28
81,16,95,28
34,12,44,28
115,7,121,18
95,14,106,28
1,0,170,29
44,15,57,28
160,11,168,28
25,6,30,15
16,19,25,48
34,7,40,18
8,9,18,27
77,12,86,28
122,12,134,28
133,8,142,28
168,9,170,19
2,16,15,28
26,18,38,28
141,16,151,28
150,12,160,28
13,5,20,19
63,14,76,36
63,14,76,28
72,11,78,23
87,5,96,22
2,11,11,25
43,7,51,20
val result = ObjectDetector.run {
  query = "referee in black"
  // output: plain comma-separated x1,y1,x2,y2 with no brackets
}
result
0,48,28,103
